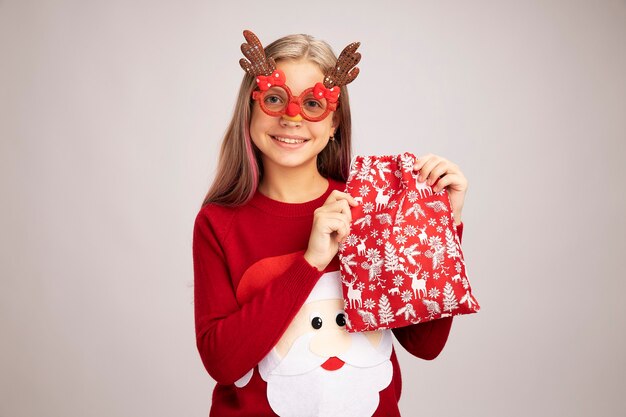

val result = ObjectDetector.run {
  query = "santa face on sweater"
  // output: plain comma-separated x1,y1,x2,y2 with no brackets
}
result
258,271,393,417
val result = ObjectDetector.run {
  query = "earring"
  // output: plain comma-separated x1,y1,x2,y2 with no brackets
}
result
329,135,335,141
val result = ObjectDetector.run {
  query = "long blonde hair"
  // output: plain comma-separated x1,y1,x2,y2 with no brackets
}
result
202,33,354,207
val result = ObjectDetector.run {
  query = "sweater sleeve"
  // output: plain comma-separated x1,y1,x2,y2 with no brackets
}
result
392,222,463,359
193,209,323,384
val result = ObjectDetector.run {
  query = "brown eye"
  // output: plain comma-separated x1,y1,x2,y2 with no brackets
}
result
264,95,283,105
304,99,322,108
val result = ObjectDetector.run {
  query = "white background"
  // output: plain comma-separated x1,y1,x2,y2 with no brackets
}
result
1,0,625,416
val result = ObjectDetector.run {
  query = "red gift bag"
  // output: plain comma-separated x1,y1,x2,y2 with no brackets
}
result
339,153,479,332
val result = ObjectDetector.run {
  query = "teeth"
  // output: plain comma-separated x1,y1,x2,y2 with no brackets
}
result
274,136,307,144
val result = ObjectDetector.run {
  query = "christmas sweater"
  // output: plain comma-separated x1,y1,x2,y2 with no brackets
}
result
193,178,459,417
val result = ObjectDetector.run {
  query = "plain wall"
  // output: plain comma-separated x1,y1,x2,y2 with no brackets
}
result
1,0,625,416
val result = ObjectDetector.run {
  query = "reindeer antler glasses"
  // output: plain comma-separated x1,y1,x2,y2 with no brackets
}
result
239,30,361,123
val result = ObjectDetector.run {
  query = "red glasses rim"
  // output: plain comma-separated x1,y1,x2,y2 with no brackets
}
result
252,84,337,122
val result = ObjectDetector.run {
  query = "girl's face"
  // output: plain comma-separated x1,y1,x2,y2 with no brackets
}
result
249,59,337,175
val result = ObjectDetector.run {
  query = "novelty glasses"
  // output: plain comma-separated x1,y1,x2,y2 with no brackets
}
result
251,70,340,122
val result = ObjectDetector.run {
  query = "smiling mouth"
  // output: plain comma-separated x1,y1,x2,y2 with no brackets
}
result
270,135,309,144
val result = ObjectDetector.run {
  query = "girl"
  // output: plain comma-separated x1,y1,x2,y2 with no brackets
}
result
193,30,468,417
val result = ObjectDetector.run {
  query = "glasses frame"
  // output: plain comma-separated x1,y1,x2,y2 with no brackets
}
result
252,83,337,123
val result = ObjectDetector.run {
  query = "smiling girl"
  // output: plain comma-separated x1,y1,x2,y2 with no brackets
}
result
193,30,468,416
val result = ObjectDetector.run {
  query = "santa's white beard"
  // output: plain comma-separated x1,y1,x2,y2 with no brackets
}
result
265,361,392,417
259,332,393,417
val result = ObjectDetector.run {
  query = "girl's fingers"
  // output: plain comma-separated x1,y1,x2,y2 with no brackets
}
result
412,153,434,172
316,200,352,223
326,190,359,207
306,191,361,271
432,174,456,192
319,216,350,242
417,157,441,183
318,199,351,214
335,221,350,242
426,161,451,186
316,212,351,234
433,174,467,193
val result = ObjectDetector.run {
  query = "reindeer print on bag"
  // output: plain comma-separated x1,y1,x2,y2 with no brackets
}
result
339,153,480,332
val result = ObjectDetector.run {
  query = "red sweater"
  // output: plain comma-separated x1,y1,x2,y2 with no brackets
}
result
193,178,458,416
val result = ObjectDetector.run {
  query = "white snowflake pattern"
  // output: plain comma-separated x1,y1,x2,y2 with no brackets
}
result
369,284,376,291
433,272,440,280
395,234,407,245
376,239,383,246
421,271,430,280
365,248,381,262
455,261,462,273
428,236,443,248
401,290,413,303
404,225,417,236
359,185,371,197
394,170,402,178
462,278,469,289
440,215,449,225
382,229,391,240
388,200,397,209
357,282,365,291
370,229,379,238
428,288,441,298
364,298,375,310
346,234,358,247
428,218,437,226
407,190,419,203
436,225,443,233
362,202,375,214
393,275,404,287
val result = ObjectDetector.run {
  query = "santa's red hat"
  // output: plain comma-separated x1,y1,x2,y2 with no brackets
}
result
236,251,341,305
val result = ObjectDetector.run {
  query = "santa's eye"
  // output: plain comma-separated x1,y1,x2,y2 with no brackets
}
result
311,316,323,330
336,313,346,327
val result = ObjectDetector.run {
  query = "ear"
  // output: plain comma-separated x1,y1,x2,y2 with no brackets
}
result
332,112,341,131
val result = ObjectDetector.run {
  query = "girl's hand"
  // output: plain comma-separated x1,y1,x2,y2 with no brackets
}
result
304,190,359,271
413,153,468,225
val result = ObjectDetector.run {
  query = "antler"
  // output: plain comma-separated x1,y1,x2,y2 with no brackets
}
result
323,41,361,88
341,276,356,285
373,180,390,191
239,30,276,77
238,30,362,89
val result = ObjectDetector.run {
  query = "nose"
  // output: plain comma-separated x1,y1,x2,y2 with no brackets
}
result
280,113,303,127
285,101,301,117
309,328,352,358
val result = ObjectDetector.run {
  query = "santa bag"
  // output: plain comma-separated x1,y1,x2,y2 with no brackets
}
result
339,152,479,332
